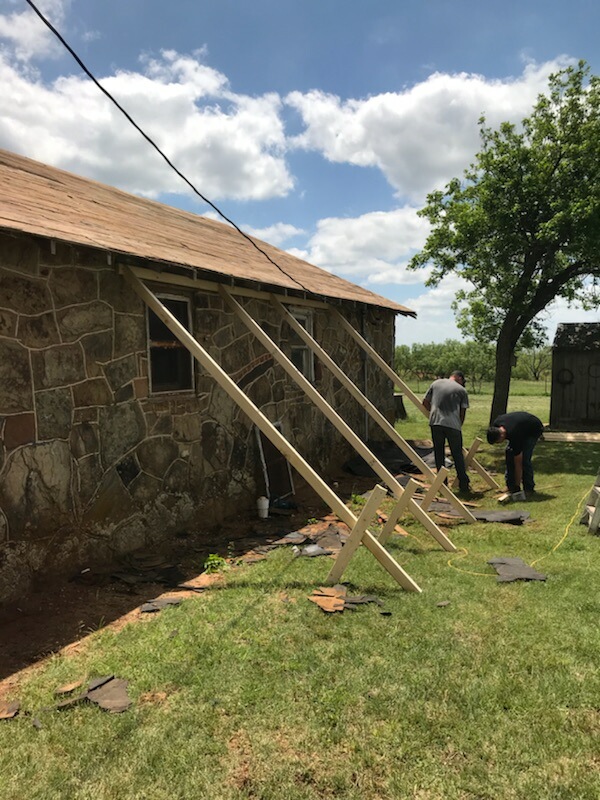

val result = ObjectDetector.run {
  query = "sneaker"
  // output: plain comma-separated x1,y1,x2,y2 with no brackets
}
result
511,490,526,502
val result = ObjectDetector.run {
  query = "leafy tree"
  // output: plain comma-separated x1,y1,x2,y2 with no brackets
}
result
394,339,496,392
453,340,496,392
394,344,413,379
409,62,600,421
409,342,446,386
513,346,552,382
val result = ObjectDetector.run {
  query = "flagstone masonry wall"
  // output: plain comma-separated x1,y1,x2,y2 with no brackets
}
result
0,230,395,603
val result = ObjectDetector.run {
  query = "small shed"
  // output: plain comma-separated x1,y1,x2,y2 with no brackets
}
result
0,148,416,602
549,323,600,429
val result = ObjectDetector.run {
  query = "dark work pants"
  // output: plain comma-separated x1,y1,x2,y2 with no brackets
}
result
430,424,470,491
505,437,538,493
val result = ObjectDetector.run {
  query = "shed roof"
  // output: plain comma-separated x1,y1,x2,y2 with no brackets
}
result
0,149,414,316
553,322,600,351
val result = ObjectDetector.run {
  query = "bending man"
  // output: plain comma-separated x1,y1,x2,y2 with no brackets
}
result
423,371,470,493
487,411,544,497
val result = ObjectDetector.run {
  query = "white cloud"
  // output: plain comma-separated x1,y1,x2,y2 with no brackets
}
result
294,206,431,284
394,276,600,347
0,0,70,60
242,222,305,247
0,8,593,348
395,274,471,345
0,48,294,201
287,58,574,201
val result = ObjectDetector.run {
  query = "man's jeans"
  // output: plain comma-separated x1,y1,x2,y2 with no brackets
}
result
430,424,469,491
505,436,538,493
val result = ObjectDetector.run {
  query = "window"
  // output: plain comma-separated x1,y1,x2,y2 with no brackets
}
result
148,296,194,393
289,309,315,381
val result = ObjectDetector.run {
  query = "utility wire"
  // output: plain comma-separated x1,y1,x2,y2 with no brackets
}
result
24,0,310,293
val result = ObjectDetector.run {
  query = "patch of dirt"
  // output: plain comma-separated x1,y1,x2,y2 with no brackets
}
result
138,690,170,706
0,474,375,699
227,729,254,791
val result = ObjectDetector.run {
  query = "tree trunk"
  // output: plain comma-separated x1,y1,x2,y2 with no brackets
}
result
490,327,515,423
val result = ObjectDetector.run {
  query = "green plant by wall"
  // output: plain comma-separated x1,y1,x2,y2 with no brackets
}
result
203,553,229,574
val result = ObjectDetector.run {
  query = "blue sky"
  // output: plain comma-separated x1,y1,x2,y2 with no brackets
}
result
0,0,598,344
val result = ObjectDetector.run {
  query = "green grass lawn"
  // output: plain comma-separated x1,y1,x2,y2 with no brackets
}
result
1,386,599,799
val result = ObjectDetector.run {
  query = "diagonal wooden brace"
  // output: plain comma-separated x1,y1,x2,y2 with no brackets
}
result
332,308,499,491
378,479,419,545
327,485,388,584
452,437,501,490
270,297,473,527
421,467,450,513
124,268,421,592
221,287,457,551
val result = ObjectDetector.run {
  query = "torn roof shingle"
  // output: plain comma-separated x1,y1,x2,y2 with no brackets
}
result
0,148,415,316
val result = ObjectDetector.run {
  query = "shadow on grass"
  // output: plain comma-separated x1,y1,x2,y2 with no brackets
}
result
524,492,556,503
535,441,600,478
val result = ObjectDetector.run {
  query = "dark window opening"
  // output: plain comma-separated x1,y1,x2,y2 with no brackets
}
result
289,310,315,381
148,297,194,393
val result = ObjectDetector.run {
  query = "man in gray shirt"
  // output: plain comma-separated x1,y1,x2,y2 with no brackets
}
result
423,371,470,493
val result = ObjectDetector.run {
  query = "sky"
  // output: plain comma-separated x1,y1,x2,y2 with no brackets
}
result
0,0,598,345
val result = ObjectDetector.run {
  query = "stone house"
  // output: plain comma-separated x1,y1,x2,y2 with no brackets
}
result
0,149,414,603
550,322,600,429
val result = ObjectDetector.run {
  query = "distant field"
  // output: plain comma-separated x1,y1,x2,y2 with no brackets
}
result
400,378,551,397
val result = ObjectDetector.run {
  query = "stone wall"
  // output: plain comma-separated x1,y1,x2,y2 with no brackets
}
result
0,230,395,603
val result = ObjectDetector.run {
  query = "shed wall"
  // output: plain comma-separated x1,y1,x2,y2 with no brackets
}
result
550,350,600,428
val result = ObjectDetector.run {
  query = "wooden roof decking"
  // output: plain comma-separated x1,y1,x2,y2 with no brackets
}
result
0,149,415,315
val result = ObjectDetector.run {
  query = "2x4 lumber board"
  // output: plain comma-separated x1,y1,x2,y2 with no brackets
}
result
274,297,475,524
331,308,500,491
123,268,420,593
222,287,457,553
326,485,388,582
421,468,450,514
378,479,420,545
329,528,422,590
460,449,501,490
452,438,482,488
125,265,329,310
454,436,500,491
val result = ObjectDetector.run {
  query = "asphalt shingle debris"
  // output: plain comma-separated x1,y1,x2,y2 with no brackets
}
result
0,700,20,720
53,675,132,713
139,596,182,613
488,557,547,582
308,585,384,614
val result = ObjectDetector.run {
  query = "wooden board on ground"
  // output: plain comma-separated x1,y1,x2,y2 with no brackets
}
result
543,432,600,442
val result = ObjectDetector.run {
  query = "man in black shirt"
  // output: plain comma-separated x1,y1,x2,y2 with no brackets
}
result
487,411,544,495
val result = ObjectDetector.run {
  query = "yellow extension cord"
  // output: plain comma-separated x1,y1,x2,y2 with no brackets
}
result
441,486,591,577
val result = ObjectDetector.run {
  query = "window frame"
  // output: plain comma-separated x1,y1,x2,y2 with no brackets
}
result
146,293,195,395
289,308,315,382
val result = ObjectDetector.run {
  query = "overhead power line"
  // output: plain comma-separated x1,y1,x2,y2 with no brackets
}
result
23,0,309,293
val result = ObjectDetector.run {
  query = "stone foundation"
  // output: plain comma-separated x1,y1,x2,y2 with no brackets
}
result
0,231,395,603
